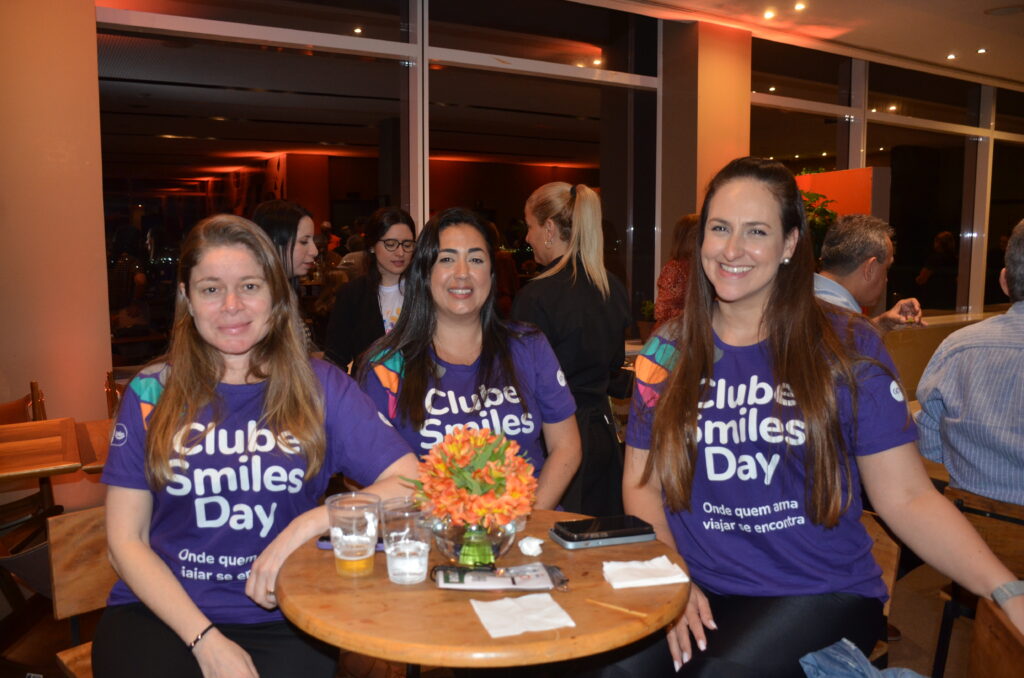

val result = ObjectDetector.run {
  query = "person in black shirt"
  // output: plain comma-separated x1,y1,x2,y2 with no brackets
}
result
513,182,631,516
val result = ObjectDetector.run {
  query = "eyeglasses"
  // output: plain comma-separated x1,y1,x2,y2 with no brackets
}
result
380,239,416,252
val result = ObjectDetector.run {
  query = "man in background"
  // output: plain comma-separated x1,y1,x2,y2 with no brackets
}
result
916,220,1024,505
814,214,924,332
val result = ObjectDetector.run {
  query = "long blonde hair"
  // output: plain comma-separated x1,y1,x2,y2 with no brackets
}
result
144,215,325,488
526,182,610,298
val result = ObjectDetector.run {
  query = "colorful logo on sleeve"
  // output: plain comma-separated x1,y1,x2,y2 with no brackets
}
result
634,335,680,408
371,351,406,419
129,366,168,428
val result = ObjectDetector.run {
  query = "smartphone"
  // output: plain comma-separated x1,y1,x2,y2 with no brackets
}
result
549,515,655,550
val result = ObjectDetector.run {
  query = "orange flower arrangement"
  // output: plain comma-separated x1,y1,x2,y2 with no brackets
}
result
410,426,536,529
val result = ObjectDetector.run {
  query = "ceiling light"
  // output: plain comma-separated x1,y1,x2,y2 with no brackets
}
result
575,62,585,68
888,104,897,111
946,53,957,60
878,147,884,151
977,48,987,54
592,58,602,66
764,9,776,20
794,2,807,10
821,152,827,156
870,108,877,113
769,156,774,160
769,86,776,92
209,116,227,122
794,154,800,158
353,27,363,34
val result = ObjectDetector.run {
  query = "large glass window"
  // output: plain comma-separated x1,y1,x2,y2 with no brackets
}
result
751,39,852,105
986,141,1024,307
996,87,1024,134
427,66,656,304
429,0,657,75
750,107,840,174
868,63,980,125
97,0,407,41
867,124,967,312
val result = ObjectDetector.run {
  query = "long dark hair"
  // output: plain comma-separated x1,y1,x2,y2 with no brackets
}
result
364,206,416,288
357,207,531,429
645,156,867,528
250,199,311,278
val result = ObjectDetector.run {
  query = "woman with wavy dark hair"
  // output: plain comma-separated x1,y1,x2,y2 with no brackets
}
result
325,207,416,372
620,157,1023,677
94,215,417,678
358,207,581,510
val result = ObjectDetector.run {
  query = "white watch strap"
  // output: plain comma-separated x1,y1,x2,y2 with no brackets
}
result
991,580,1024,608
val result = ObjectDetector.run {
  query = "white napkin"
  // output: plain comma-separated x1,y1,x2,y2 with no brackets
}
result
469,593,576,638
602,555,690,589
518,536,544,556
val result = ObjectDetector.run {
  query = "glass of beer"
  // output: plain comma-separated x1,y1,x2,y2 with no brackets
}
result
327,492,381,577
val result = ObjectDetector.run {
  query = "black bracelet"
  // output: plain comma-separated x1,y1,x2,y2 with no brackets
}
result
188,622,216,651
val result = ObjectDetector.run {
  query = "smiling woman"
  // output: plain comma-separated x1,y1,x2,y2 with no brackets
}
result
92,215,418,678
358,207,582,511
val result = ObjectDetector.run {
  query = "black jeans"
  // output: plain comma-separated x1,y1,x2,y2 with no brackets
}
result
92,603,337,678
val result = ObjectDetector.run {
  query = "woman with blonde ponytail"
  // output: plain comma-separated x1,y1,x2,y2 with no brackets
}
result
513,181,630,515
94,215,417,678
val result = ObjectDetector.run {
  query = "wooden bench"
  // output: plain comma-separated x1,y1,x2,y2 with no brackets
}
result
47,506,117,678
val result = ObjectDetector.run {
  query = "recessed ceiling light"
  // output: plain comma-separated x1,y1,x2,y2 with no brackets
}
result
946,53,956,60
821,152,827,156
769,156,774,160
575,62,585,68
592,58,602,66
794,154,800,158
794,2,807,10
977,48,987,54
878,147,884,151
984,5,1024,16
769,86,776,92
870,108,877,113
764,9,776,20
888,104,897,111
353,27,363,34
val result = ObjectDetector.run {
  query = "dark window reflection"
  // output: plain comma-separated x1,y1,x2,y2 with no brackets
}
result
986,141,1024,307
752,39,852,106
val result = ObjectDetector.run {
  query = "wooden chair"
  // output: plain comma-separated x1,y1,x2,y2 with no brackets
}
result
104,372,124,419
0,381,46,424
76,419,113,475
932,486,1024,677
861,512,900,667
967,597,1024,678
48,506,117,678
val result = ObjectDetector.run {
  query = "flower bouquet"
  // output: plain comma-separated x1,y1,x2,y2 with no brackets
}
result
408,426,536,567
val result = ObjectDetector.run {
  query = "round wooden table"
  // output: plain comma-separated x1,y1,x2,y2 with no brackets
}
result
276,510,689,668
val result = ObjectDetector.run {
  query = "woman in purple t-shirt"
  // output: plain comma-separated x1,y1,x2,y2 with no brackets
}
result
358,207,581,510
620,157,1024,677
94,215,417,678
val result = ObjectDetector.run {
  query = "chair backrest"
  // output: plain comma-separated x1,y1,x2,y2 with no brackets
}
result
968,598,1024,678
0,381,46,424
75,419,113,474
0,394,31,425
0,418,80,481
943,486,1024,577
47,506,118,620
861,512,900,618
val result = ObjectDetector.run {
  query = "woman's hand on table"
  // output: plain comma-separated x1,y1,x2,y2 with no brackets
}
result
246,508,327,609
193,629,259,678
667,583,716,669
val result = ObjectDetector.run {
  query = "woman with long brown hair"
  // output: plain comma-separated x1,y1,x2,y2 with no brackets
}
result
622,157,1024,676
94,215,417,678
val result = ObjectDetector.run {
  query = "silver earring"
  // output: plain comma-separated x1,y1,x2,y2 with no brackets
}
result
781,257,791,265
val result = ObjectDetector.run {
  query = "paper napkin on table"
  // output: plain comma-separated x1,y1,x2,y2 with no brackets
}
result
602,555,690,589
470,593,575,638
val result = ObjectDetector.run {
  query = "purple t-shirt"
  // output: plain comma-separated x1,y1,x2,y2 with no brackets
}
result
101,359,410,624
360,328,576,474
626,318,917,600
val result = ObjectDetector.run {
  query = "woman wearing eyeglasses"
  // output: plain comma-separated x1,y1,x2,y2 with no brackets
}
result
325,207,417,372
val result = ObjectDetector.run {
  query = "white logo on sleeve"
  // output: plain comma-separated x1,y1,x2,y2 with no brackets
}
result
556,369,566,387
889,380,905,402
111,423,129,447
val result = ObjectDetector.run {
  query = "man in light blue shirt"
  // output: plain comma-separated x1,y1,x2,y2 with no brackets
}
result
813,214,924,332
916,220,1024,505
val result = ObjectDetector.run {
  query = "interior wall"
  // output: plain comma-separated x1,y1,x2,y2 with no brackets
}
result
0,0,109,508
